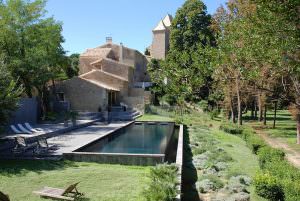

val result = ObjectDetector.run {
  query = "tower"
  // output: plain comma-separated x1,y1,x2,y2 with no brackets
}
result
150,14,173,60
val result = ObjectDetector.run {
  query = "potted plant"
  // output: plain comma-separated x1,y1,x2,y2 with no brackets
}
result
70,111,78,126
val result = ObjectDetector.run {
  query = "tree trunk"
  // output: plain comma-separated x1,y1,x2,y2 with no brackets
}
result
236,76,242,126
258,93,263,122
263,104,267,125
273,101,277,129
297,113,300,145
251,99,255,119
254,98,257,119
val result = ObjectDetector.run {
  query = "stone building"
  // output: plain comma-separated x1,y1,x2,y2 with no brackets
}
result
55,38,151,113
149,14,173,60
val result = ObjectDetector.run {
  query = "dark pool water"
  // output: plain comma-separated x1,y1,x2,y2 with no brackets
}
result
79,122,175,154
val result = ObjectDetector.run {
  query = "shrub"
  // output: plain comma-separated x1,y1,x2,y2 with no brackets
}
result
220,122,244,135
283,180,300,201
197,100,209,112
263,159,300,181
258,147,285,169
209,109,220,120
144,164,179,201
246,135,265,154
254,172,284,201
199,175,224,191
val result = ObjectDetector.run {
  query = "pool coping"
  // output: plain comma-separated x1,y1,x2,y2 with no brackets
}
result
176,125,184,201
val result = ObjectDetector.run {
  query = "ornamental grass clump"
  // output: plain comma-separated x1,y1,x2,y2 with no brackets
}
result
143,164,179,201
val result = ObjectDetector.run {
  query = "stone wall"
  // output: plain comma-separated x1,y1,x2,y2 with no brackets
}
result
100,59,134,82
56,77,108,112
9,98,38,125
151,30,167,60
81,70,128,94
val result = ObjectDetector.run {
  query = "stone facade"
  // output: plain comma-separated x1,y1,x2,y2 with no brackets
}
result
150,14,173,60
55,39,151,112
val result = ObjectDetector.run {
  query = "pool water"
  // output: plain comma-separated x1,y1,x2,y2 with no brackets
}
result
79,122,175,154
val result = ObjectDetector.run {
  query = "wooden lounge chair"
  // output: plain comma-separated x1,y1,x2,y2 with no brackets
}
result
0,191,10,201
33,182,83,201
12,136,37,154
35,138,51,154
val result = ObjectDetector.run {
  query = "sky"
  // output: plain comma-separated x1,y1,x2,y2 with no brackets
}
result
45,0,227,55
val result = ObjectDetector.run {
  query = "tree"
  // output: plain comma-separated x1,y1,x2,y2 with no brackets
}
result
0,0,65,97
65,53,80,78
0,64,23,130
163,0,216,105
0,0,66,118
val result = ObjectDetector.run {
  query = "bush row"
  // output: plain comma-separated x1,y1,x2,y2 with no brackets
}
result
220,122,300,201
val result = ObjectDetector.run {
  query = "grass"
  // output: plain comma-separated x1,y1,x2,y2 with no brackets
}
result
137,114,173,122
212,130,265,201
0,160,149,201
244,110,299,151
141,106,264,201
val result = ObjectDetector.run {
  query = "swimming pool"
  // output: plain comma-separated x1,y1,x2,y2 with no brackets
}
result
80,122,175,154
64,121,179,165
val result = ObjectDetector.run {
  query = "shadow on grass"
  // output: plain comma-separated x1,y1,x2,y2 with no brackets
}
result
181,125,201,201
0,159,78,177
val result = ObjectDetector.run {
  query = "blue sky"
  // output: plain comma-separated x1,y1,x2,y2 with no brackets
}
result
46,0,227,55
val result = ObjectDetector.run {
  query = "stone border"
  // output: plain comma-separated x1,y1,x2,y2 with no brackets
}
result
175,125,184,201
64,152,165,166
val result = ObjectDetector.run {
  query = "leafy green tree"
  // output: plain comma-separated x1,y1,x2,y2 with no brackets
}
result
65,53,80,78
0,64,23,130
0,0,65,98
163,0,216,105
0,0,66,118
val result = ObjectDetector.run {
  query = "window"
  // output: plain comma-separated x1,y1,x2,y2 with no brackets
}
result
57,92,65,102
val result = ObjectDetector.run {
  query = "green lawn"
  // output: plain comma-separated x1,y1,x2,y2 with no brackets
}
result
137,114,174,122
245,110,299,151
0,160,149,201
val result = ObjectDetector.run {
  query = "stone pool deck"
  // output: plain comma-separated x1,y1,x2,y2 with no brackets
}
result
0,120,132,159
48,121,132,155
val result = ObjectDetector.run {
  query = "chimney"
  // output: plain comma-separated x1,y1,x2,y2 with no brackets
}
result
106,37,112,44
119,42,123,62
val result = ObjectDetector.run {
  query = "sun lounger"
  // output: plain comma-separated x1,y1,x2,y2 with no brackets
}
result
33,182,83,201
12,136,37,154
25,123,52,133
10,125,23,134
25,123,44,133
0,191,10,201
17,124,33,134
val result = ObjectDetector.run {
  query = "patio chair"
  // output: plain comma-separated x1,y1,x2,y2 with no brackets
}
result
33,182,83,201
17,124,33,134
0,191,10,201
10,125,23,134
12,136,37,154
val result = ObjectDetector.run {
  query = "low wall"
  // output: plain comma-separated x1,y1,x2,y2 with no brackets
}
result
64,152,164,166
9,98,38,125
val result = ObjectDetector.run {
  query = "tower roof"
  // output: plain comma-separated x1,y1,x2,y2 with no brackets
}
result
153,14,173,31
153,19,167,31
162,14,173,27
